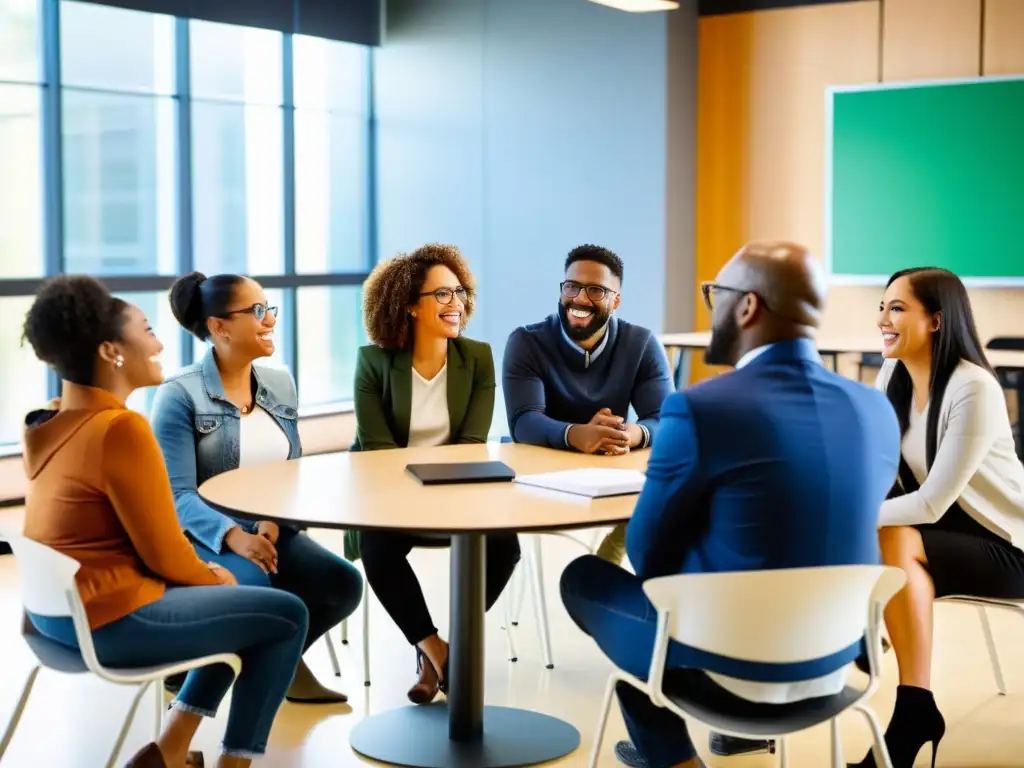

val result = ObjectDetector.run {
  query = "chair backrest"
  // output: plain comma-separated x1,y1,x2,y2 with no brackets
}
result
1,531,82,618
986,337,1024,352
643,564,905,665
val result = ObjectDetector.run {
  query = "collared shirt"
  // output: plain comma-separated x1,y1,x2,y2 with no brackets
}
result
559,320,650,450
736,341,822,370
560,320,610,368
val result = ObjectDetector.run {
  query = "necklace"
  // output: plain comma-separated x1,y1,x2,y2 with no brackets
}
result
240,405,249,414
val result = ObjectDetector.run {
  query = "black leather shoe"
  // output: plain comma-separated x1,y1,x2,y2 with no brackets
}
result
614,741,706,767
709,733,775,756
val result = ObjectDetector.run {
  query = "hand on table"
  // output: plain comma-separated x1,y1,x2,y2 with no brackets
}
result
224,526,279,574
568,408,631,455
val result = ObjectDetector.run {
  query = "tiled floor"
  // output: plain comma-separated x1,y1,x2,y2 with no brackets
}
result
0,524,1021,766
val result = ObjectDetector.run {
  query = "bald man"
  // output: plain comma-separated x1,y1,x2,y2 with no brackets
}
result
560,243,900,768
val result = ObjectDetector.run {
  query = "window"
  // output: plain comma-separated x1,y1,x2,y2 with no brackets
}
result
296,286,365,407
0,85,43,278
294,36,370,273
0,297,49,447
63,92,177,274
61,2,177,276
191,102,283,275
190,20,284,275
60,1,174,94
0,0,40,83
0,6,374,454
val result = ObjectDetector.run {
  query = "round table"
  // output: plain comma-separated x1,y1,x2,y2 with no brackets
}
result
199,442,648,768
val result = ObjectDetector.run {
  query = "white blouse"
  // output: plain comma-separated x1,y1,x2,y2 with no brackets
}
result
408,363,451,448
877,359,1024,547
238,406,290,468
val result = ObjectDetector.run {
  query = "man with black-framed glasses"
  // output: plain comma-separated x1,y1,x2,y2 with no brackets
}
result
560,242,901,767
502,244,673,564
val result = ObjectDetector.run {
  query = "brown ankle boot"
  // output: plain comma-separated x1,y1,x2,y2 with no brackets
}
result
407,648,440,705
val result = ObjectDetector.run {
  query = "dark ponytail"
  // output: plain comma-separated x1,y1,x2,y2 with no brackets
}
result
169,272,245,341
884,267,993,468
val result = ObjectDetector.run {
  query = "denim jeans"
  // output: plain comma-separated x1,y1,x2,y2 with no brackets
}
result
192,525,362,653
29,585,308,758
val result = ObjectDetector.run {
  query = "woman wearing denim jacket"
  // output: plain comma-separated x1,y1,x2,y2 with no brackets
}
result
151,272,363,704
22,275,307,768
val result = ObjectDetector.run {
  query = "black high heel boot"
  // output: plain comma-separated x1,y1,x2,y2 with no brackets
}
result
849,685,945,768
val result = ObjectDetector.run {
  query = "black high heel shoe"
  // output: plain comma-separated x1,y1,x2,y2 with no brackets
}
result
849,685,945,768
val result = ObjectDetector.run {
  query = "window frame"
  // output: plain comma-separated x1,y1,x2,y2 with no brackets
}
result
0,0,375,452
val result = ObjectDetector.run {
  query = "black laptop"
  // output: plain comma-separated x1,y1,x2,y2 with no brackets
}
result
405,461,516,486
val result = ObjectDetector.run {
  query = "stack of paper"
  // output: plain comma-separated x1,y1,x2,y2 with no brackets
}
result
514,468,646,498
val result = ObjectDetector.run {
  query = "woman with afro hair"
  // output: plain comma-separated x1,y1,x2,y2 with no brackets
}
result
348,244,521,705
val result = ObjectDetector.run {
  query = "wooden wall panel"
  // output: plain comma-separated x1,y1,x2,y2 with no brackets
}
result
984,0,1024,75
693,0,1024,369
882,0,982,81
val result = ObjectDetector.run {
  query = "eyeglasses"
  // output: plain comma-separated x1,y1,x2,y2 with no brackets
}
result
419,286,469,305
221,303,278,321
560,280,617,303
701,282,752,311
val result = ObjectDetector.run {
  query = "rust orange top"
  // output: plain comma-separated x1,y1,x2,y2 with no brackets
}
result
22,383,219,629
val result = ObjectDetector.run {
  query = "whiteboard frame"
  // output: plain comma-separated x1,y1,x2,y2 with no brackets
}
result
824,74,1024,288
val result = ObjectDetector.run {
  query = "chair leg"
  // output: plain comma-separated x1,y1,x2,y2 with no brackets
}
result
527,536,555,669
778,735,789,768
105,681,153,768
511,559,527,626
830,718,844,768
855,704,894,768
153,679,163,740
362,590,371,687
325,631,342,678
978,606,1007,695
588,675,618,768
502,579,519,662
341,616,349,645
0,665,40,758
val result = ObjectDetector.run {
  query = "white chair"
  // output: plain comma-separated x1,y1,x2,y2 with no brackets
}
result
297,530,345,680
339,583,372,686
0,533,242,767
936,595,1024,695
588,564,907,768
502,528,610,668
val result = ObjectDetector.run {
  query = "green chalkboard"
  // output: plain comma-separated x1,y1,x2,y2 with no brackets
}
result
828,77,1024,283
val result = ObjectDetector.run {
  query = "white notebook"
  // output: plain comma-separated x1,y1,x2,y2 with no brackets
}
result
514,468,646,498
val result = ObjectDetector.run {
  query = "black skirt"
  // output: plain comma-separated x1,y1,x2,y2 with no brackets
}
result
916,507,1024,599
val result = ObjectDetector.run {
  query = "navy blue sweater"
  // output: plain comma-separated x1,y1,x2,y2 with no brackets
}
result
502,315,673,449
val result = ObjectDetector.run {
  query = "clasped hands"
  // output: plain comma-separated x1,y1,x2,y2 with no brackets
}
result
218,520,281,579
567,408,643,455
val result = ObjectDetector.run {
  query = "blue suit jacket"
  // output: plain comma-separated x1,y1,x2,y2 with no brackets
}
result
624,340,900,680
627,338,900,583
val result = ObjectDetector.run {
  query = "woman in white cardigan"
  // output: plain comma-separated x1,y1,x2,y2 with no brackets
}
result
852,267,1024,768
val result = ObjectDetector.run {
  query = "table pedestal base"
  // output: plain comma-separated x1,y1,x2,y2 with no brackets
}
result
349,703,580,767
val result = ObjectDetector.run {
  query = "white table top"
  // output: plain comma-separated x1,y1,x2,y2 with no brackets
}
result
199,443,649,534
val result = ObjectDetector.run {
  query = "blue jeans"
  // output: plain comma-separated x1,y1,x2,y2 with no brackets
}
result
194,525,362,652
29,586,308,758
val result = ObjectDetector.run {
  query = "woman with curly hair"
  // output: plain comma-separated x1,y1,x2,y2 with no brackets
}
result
349,244,521,705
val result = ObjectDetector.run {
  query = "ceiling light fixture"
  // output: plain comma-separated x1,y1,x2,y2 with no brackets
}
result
588,0,680,11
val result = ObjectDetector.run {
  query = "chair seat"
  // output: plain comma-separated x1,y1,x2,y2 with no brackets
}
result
23,631,240,683
665,683,864,737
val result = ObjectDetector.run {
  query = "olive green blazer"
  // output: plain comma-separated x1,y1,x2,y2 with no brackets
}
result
344,336,496,560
